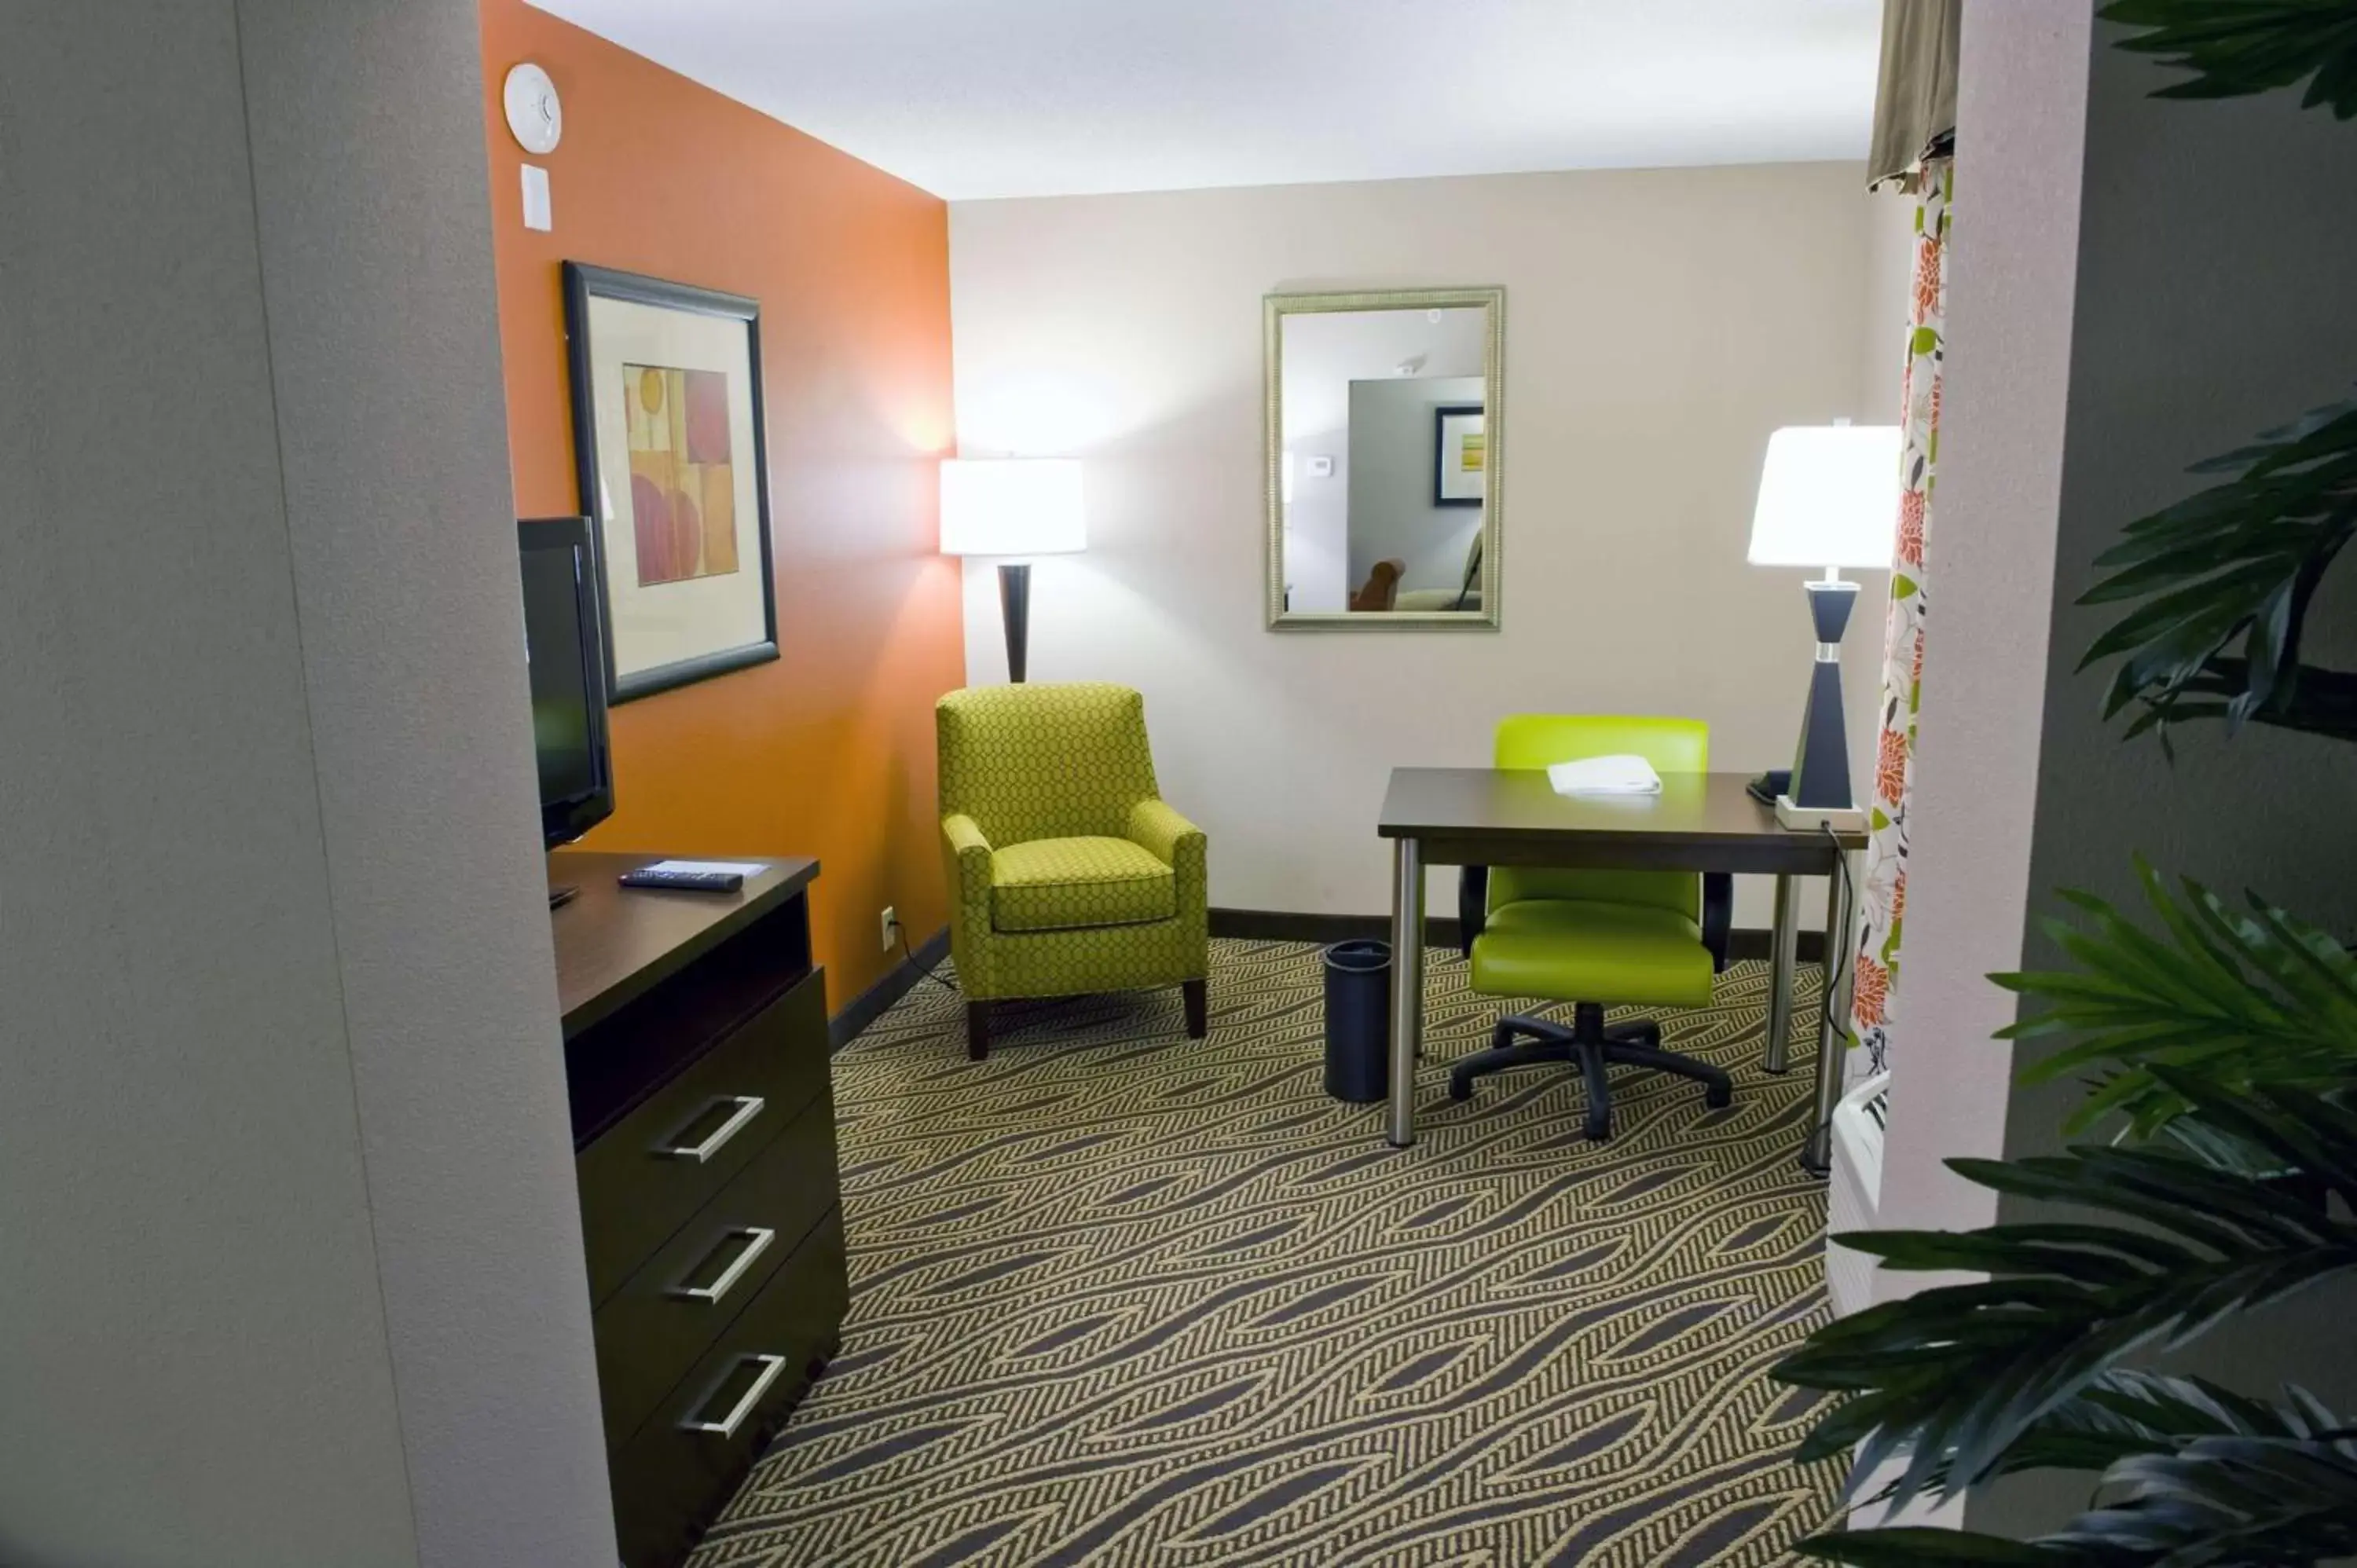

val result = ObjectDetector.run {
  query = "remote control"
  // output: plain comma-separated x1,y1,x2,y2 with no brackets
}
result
618,867,745,893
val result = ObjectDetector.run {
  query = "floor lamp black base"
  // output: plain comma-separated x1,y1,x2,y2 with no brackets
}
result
998,561,1031,683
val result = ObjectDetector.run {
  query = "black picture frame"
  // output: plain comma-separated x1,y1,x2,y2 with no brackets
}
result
1433,402,1485,508
561,261,780,703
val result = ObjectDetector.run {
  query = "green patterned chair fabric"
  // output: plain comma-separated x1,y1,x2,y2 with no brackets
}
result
937,683,1208,1057
991,837,1175,932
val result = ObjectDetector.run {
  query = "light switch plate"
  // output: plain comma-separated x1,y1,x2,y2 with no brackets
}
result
1308,455,1334,478
521,164,552,231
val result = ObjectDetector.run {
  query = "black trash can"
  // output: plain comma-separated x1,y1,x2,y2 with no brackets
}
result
1321,939,1392,1103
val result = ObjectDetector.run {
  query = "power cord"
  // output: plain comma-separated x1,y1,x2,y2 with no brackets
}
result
1811,823,1858,1157
1819,823,1854,1005
891,914,959,993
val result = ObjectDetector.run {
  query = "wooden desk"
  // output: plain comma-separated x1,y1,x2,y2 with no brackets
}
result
1377,769,1864,1172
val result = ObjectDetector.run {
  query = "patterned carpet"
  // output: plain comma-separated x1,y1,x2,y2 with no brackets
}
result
691,939,1841,1568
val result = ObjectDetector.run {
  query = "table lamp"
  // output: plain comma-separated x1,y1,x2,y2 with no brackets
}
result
1747,423,1901,831
939,458,1086,683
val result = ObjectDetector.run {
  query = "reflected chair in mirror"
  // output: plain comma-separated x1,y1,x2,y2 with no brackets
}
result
937,682,1209,1060
1350,559,1405,611
1449,714,1734,1139
1392,531,1484,613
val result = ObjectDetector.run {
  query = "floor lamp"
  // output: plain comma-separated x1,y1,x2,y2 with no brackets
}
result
939,458,1087,683
1747,423,1901,832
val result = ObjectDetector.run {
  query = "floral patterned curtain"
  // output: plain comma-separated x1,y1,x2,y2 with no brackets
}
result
1849,160,1950,1075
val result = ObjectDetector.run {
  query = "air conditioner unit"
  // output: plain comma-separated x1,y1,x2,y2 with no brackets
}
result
1823,1072,1970,1533
1826,1072,1891,1319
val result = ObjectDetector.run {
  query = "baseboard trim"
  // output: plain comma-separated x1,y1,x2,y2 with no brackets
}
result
839,918,1827,1046
830,925,951,1052
1209,907,1826,965
1210,907,1461,947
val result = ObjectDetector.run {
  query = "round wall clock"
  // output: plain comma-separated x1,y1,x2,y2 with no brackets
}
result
503,63,563,155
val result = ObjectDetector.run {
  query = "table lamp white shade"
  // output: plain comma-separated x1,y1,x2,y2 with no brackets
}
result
939,458,1086,558
1747,424,1901,570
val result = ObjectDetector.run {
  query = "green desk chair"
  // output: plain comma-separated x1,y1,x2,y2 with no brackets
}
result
1448,715,1734,1141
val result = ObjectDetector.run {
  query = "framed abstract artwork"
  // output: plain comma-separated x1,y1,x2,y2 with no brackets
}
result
561,262,779,702
1433,403,1486,507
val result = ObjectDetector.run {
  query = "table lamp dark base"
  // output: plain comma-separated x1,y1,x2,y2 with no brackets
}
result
1780,577,1865,831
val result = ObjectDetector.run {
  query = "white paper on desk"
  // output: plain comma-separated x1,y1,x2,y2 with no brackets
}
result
640,859,768,877
1546,755,1662,796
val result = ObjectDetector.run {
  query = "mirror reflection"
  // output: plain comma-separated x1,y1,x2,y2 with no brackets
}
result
1267,289,1501,627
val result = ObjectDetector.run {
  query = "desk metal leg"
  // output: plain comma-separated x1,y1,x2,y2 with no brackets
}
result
1387,837,1424,1148
1765,872,1798,1073
1803,850,1856,1177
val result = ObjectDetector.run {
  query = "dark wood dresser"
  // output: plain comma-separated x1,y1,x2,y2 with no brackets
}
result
549,852,843,1568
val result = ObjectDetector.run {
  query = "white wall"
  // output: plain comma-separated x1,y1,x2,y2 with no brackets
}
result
1866,0,2092,1283
951,163,1895,927
235,3,617,1561
1860,191,1919,424
1347,375,1486,592
1843,0,2357,1535
1982,10,2357,1536
1879,0,2357,1266
0,4,614,1563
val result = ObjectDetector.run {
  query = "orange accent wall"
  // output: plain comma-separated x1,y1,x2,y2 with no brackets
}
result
479,0,962,1012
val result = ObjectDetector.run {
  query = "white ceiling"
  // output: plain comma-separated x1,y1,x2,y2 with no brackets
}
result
525,0,1883,202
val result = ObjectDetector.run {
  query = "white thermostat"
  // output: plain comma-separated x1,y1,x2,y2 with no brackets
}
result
504,62,563,155
1308,456,1335,478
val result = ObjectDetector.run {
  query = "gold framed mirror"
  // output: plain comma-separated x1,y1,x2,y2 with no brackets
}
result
1263,286,1505,630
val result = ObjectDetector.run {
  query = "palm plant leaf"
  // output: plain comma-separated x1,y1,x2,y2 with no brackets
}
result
2116,659,2357,747
1866,1368,2345,1501
1773,1075,2357,1519
1799,1380,2357,1565
2055,1432,2357,1564
2102,0,2357,118
2077,395,2357,742
1992,861,2357,1141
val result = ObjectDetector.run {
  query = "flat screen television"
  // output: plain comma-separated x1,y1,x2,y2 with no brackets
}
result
518,517,615,859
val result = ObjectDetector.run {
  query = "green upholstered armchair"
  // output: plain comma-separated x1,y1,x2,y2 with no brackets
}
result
936,682,1208,1059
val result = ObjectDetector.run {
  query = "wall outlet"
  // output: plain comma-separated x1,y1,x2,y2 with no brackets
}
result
880,906,898,953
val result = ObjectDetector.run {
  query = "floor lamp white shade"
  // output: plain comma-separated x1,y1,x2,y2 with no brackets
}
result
939,458,1087,559
939,458,1086,683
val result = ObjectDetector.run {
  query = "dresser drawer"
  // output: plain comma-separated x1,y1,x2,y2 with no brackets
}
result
611,1211,847,1568
579,970,827,1306
594,1090,839,1448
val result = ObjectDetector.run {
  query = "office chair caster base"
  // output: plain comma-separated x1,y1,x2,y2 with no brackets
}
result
1448,1005,1732,1138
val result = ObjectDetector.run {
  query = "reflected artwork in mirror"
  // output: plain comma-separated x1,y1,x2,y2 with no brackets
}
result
1264,287,1504,628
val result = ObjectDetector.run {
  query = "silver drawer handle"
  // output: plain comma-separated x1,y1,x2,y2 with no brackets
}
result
680,1353,789,1440
669,1227,775,1306
655,1095,764,1163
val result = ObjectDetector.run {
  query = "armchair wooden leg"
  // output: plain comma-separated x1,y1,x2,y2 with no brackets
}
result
966,1000,993,1061
1182,977,1208,1039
